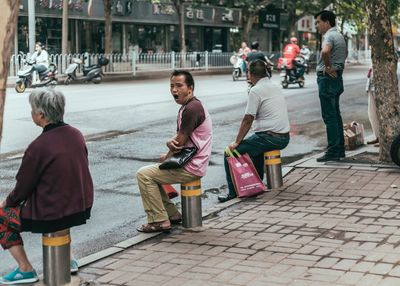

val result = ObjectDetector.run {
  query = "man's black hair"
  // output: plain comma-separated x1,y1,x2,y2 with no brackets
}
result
314,10,336,27
170,70,195,90
249,60,268,78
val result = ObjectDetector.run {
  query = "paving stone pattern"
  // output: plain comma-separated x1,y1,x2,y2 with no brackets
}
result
80,167,400,286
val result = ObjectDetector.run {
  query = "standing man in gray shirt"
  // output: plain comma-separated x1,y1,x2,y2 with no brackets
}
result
314,10,347,162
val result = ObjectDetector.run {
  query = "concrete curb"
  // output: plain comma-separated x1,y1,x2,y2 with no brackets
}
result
6,69,232,88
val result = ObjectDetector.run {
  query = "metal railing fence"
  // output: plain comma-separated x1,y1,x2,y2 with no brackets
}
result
8,51,233,77
8,49,372,77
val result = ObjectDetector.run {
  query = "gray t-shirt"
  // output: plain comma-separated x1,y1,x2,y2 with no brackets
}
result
316,27,346,72
245,77,290,133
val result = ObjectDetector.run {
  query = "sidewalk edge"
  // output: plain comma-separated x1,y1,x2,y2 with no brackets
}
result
77,166,295,268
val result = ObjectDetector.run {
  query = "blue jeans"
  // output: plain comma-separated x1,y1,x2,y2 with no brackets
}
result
224,132,290,197
32,64,47,74
317,72,345,156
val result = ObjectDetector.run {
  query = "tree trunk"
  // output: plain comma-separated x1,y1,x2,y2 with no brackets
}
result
173,0,186,54
242,12,255,44
366,0,400,161
104,0,112,54
62,0,69,54
0,0,19,148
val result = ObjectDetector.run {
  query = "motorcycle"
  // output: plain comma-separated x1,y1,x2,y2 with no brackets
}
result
64,56,109,85
230,53,247,81
15,59,58,93
278,55,307,89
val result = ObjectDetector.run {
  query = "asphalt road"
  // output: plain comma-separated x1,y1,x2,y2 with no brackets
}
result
0,64,373,274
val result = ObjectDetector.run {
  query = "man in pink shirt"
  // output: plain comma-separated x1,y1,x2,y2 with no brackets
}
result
136,70,212,233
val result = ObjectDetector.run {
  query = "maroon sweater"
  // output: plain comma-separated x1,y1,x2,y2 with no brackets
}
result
6,123,94,233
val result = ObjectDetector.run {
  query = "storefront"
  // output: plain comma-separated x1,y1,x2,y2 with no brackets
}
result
17,0,241,54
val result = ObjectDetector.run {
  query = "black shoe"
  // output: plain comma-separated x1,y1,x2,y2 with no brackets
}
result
316,154,341,162
218,194,236,203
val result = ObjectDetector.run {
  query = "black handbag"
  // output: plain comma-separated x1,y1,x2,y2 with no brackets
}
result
159,136,198,170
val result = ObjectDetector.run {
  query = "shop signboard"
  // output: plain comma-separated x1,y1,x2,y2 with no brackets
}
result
259,9,280,29
19,0,241,27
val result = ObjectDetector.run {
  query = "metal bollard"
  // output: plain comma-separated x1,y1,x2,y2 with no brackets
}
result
181,180,202,228
264,150,283,189
42,229,71,286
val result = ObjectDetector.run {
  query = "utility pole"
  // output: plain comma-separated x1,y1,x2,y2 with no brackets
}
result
28,0,35,53
62,0,69,54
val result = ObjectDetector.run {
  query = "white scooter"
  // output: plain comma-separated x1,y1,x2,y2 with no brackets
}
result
64,56,109,85
230,53,247,81
15,58,58,93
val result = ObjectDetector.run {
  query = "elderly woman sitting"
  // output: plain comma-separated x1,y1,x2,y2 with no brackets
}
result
0,89,94,284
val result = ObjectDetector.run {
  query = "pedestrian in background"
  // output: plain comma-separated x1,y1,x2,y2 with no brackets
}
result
366,67,379,145
0,89,94,284
136,70,212,233
218,60,290,203
314,10,347,162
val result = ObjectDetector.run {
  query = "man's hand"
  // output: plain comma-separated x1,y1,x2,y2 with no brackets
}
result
324,66,337,78
166,138,182,152
227,142,239,151
159,154,167,162
0,200,6,208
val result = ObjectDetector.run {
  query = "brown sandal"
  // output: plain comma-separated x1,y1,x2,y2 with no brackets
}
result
136,223,171,233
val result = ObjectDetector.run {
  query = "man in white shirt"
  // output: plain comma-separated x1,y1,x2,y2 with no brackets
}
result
218,60,290,202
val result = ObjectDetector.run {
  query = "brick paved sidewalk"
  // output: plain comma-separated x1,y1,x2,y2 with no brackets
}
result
79,166,400,286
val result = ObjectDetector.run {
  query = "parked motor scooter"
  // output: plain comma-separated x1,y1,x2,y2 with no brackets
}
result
230,53,247,81
277,55,307,88
15,58,58,93
64,56,109,85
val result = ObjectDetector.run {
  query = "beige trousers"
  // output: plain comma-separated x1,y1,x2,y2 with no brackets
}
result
136,164,201,223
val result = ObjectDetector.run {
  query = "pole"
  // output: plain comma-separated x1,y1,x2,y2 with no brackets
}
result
42,229,71,286
264,150,283,189
62,0,69,54
181,180,202,228
28,0,35,54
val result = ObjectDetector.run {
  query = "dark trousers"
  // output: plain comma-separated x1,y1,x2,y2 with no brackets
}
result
224,132,290,197
317,72,345,156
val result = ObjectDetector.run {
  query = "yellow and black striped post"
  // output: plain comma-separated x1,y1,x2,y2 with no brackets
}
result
181,180,202,228
42,229,71,286
264,150,283,189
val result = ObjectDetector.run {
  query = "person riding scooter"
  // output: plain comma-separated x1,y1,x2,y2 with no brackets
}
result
30,42,49,84
283,37,300,73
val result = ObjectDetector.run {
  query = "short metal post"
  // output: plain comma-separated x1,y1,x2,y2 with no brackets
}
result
205,51,209,71
181,180,202,228
132,51,136,77
171,51,175,69
264,150,283,189
43,229,71,286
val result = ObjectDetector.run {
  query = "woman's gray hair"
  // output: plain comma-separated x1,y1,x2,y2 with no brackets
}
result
29,89,65,123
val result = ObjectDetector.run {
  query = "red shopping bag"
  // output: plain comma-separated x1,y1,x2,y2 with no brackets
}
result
162,184,179,199
226,149,265,198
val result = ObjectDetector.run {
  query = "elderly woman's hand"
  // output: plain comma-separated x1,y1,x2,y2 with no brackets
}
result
0,200,6,208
